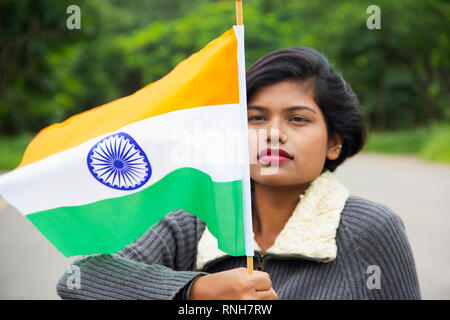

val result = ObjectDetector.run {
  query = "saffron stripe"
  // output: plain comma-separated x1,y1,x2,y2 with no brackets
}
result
19,28,239,168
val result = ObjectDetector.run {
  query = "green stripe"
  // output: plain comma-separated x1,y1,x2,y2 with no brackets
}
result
26,167,245,257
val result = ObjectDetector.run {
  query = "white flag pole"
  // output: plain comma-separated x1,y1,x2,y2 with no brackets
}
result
235,0,254,275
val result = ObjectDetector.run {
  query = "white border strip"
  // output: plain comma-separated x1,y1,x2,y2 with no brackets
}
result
234,25,254,257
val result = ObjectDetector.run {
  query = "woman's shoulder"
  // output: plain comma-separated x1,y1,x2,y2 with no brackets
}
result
338,195,414,273
339,195,406,238
338,196,421,299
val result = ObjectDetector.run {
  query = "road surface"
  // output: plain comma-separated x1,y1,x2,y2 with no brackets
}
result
0,152,449,299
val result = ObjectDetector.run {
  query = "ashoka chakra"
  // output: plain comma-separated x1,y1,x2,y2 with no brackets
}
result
87,132,151,190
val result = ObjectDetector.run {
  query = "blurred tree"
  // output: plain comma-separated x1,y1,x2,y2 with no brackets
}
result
0,0,106,134
0,0,448,135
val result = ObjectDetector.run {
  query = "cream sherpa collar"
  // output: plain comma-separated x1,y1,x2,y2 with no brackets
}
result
196,170,349,270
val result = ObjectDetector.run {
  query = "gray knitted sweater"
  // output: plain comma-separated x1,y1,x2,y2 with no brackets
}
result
56,193,421,300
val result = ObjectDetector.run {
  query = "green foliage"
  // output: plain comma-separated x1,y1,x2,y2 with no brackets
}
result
364,128,429,154
0,134,33,171
420,123,450,163
365,122,450,163
0,0,449,138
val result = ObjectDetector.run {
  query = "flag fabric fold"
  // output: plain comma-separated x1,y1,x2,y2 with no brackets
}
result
0,26,251,258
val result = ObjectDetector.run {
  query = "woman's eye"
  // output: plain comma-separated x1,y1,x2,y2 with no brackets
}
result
290,116,308,123
248,115,265,121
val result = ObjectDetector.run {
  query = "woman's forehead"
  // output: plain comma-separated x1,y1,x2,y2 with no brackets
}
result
248,80,319,113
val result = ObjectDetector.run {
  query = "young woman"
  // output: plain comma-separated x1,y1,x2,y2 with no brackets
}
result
57,47,421,300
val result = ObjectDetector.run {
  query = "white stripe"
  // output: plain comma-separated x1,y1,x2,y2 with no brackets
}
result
0,104,245,215
233,25,254,257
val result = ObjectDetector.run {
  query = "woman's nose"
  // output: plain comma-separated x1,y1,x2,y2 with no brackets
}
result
266,120,286,144
267,130,287,144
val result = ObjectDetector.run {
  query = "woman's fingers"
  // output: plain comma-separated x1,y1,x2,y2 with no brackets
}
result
251,270,272,291
254,287,278,300
189,267,277,300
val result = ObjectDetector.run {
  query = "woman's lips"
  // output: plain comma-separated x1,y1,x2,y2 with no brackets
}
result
260,155,291,163
258,148,293,163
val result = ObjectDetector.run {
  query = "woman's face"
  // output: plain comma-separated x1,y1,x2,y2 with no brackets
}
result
248,79,342,187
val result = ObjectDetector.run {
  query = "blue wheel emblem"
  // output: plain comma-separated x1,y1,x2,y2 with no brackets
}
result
87,132,151,190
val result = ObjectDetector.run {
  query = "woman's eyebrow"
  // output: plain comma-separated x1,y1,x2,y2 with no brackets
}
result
247,105,317,114
247,106,267,111
284,106,317,114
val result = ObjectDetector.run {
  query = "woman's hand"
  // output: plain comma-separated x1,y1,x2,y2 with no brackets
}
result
188,267,278,300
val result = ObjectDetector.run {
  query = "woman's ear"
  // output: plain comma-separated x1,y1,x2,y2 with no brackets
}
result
326,133,343,161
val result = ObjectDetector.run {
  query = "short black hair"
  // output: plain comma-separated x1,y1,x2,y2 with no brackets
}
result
246,47,367,172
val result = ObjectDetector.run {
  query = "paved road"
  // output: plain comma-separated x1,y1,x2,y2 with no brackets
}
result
335,153,450,300
0,196,74,299
0,153,449,299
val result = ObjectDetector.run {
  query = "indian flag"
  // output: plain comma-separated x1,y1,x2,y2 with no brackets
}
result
0,26,254,258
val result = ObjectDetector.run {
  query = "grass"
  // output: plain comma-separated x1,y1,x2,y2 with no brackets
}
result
364,122,450,163
420,124,450,163
0,122,449,172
